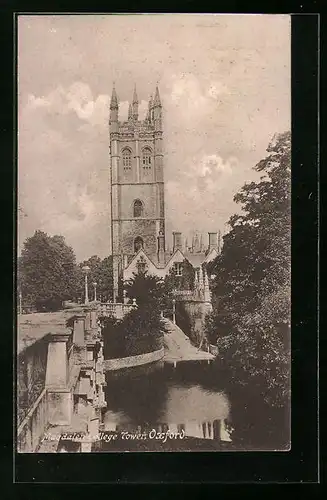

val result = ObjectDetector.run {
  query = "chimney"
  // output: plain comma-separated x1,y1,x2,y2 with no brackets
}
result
208,232,218,252
157,231,165,264
172,231,182,252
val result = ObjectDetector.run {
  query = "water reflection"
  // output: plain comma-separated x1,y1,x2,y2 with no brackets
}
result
103,360,233,445
55,359,288,452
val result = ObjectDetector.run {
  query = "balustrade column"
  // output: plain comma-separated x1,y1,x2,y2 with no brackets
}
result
85,311,91,332
90,309,97,329
45,332,73,426
73,315,86,346
45,333,70,388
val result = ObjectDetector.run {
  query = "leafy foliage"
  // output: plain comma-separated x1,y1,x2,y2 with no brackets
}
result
124,269,172,312
207,131,291,407
18,231,79,311
102,271,169,359
76,255,113,302
164,259,195,292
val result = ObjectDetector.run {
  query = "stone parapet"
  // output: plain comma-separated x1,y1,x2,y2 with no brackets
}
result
17,307,107,451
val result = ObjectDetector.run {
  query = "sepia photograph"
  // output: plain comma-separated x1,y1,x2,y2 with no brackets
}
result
17,13,291,453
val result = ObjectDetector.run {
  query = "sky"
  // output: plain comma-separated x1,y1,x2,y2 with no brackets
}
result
18,14,291,261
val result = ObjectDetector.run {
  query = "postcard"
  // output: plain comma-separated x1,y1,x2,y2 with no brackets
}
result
17,13,291,454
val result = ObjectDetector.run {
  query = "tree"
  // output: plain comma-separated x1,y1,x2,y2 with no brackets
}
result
207,131,291,407
18,231,79,311
124,269,169,312
76,255,113,302
98,256,113,302
101,269,168,359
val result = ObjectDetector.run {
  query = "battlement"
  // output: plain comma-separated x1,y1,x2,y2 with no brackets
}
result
118,120,155,135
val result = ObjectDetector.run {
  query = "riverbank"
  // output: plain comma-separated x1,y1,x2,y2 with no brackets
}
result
163,319,214,363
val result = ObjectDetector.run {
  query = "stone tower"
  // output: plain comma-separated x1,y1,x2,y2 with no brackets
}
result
109,84,165,301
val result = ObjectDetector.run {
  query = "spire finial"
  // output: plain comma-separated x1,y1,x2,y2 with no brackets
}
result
110,84,118,109
154,84,161,107
133,84,138,104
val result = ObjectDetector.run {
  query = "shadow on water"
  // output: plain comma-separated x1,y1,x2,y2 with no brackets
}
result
99,359,290,452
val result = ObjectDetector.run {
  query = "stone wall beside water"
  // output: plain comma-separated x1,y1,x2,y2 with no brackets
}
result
104,347,164,371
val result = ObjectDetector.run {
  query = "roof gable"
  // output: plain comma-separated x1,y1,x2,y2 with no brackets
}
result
203,248,218,263
124,249,157,273
164,249,186,269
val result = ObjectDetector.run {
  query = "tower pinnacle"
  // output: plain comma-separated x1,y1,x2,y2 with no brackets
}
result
109,84,119,131
132,84,138,120
110,85,118,109
133,84,138,104
153,85,162,132
146,95,153,121
154,85,161,107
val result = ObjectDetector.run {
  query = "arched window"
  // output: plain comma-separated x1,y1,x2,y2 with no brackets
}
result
133,199,143,217
142,147,152,169
122,148,132,171
134,236,144,253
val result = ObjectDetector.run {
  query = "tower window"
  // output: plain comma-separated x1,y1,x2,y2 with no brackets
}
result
122,148,132,170
142,147,152,170
133,199,144,218
134,237,144,253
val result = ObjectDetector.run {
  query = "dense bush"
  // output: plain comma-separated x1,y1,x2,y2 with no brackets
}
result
101,278,168,359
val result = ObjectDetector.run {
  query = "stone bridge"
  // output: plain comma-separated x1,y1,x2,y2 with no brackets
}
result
17,302,133,453
17,301,216,453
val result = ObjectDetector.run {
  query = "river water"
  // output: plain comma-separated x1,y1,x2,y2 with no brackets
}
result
97,360,290,452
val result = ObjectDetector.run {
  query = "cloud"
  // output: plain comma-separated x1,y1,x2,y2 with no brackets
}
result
18,15,290,260
164,151,241,242
196,154,235,177
169,73,221,122
18,82,112,258
207,81,229,99
26,94,51,108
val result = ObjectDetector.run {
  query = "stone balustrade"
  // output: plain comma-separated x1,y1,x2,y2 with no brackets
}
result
17,307,107,453
99,302,136,319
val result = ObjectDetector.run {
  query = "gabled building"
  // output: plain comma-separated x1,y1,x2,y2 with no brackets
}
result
123,231,220,284
109,84,221,301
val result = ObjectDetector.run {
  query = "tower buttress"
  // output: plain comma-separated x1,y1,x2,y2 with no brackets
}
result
109,84,120,301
